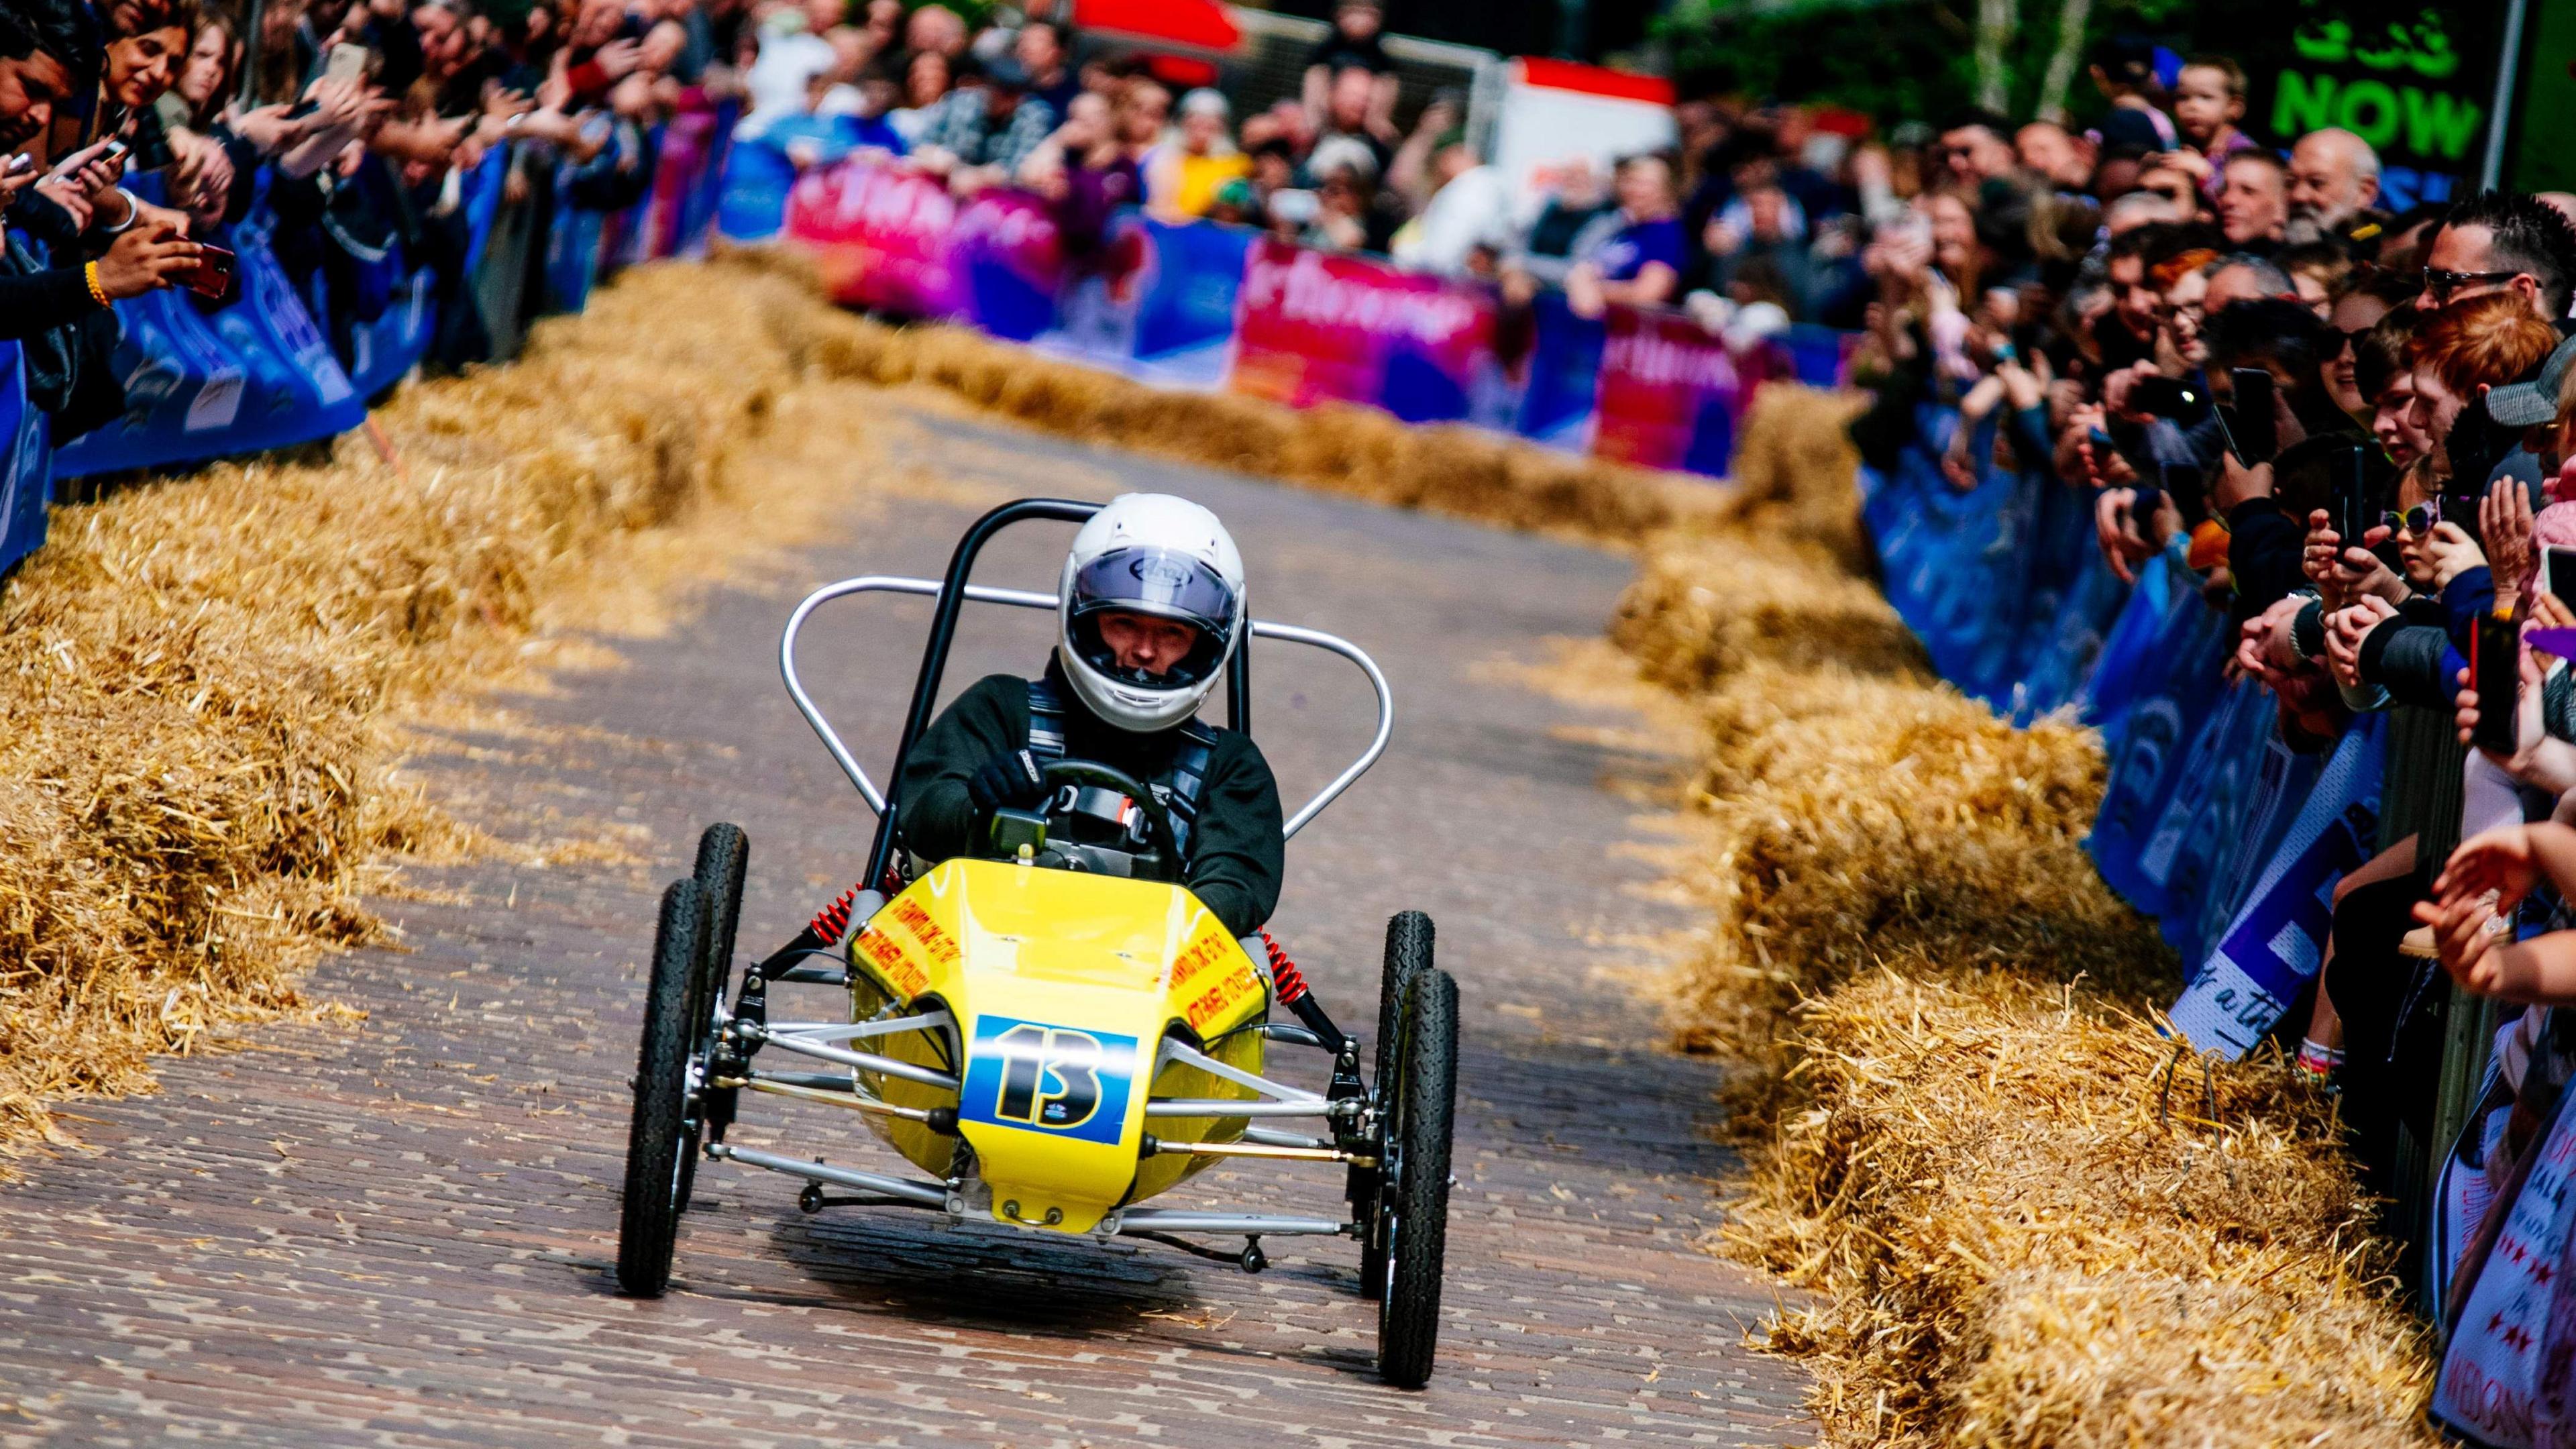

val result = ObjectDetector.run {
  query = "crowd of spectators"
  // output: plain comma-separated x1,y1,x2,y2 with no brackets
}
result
0,0,740,440
1794,27,2576,1346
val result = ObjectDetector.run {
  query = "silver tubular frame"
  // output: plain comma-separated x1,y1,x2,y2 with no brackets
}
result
778,576,1394,839
749,1028,959,1091
708,1144,948,1207
1113,1210,1350,1237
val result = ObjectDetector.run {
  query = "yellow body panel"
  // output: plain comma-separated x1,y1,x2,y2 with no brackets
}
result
842,857,1270,1233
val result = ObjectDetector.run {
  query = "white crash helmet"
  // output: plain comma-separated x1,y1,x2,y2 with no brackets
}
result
1055,493,1246,733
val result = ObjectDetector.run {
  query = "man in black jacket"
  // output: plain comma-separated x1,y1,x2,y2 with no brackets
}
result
894,493,1284,938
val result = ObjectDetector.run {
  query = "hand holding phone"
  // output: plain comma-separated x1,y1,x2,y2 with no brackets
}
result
325,40,371,85
2225,366,2277,466
2474,612,2521,755
178,243,233,299
2544,545,2576,607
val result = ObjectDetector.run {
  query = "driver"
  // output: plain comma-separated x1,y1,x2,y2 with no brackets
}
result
892,492,1284,936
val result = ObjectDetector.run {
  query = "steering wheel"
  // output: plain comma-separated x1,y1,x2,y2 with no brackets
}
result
1040,759,1181,877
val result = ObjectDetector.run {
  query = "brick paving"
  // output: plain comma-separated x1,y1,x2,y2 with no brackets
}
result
0,410,1814,1447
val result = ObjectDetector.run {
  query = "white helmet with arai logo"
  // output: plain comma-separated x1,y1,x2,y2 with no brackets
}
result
1055,493,1246,733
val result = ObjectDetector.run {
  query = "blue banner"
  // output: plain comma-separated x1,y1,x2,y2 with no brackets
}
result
2169,716,2385,1055
53,190,366,478
0,343,46,575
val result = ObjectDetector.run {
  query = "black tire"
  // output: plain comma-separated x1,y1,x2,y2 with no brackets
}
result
618,879,708,1297
1359,910,1434,1292
679,824,747,1210
1377,967,1458,1389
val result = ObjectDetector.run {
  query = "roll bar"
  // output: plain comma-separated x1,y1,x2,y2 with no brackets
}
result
782,498,1395,892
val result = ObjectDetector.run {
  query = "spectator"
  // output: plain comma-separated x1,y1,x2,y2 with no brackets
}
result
2216,149,2289,250
1937,109,2017,190
1144,87,1244,221
1309,62,1393,179
1562,152,1683,318
1690,178,1815,319
902,3,965,62
2160,54,2255,199
910,54,1055,191
1299,0,1393,141
1012,17,1076,118
2014,119,2093,193
2416,189,2576,321
2286,127,2384,248
1389,127,1507,278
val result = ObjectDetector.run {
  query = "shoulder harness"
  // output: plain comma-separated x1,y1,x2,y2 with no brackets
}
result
1026,678,1218,862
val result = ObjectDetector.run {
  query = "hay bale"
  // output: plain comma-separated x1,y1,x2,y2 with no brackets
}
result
763,284,1731,544
1617,382,2440,1443
1730,971,2431,1448
0,260,882,1146
1609,529,1926,692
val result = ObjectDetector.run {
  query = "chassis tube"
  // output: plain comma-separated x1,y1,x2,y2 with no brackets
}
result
1144,1098,1339,1118
708,1144,949,1207
1116,1210,1351,1236
746,1025,960,1091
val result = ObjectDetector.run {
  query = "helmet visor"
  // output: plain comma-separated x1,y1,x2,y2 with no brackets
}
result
1067,546,1237,690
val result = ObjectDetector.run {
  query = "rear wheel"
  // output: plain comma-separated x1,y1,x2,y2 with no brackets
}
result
618,878,708,1297
680,824,748,1209
1358,910,1433,1293
1376,967,1458,1389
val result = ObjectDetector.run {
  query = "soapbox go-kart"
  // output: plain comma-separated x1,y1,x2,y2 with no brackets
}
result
612,498,1462,1388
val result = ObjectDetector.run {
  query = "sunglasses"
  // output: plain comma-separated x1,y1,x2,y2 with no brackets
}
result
2422,266,2525,302
2382,499,2442,534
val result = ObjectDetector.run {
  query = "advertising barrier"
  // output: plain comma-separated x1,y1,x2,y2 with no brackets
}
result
3,115,735,582
767,152,1852,477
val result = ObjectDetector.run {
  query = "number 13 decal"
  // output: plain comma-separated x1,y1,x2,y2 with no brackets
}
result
959,1016,1136,1145
992,1023,1104,1130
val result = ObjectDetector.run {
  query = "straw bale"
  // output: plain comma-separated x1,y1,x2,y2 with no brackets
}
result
778,302,1735,543
1623,384,2440,1444
1729,971,2432,1448
1609,529,1926,692
0,258,883,1146
1723,382,1869,566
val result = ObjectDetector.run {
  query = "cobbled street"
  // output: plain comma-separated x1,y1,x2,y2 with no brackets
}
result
0,409,1813,1448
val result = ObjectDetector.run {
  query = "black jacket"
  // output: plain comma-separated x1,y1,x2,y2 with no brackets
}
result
894,661,1286,936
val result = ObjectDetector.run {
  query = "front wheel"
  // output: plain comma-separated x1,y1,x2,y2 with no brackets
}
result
1376,967,1458,1389
680,824,748,1210
1358,910,1434,1294
618,878,710,1297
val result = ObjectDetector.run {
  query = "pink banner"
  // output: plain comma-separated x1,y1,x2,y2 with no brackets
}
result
783,160,967,317
1229,238,1495,423
1590,305,1777,475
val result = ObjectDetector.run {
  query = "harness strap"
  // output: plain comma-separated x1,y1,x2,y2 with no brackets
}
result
1027,679,1217,861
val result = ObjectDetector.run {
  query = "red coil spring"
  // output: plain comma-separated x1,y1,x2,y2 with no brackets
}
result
1258,929,1307,1003
808,864,906,946
808,885,860,946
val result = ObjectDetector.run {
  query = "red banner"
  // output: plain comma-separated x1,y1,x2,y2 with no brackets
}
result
1229,239,1496,423
782,161,967,317
1591,305,1778,475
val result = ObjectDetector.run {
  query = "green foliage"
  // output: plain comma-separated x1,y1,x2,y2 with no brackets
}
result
1656,0,2196,127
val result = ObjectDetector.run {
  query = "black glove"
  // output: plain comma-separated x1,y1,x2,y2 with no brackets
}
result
966,749,1049,815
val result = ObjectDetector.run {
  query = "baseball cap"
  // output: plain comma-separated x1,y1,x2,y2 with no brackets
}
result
2488,331,2576,429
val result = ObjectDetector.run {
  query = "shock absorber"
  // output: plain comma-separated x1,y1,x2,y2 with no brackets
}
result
1259,930,1350,1056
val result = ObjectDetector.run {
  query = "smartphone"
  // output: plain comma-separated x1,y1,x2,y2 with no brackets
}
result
178,244,233,300
100,139,127,164
2546,544,2576,606
2129,375,2206,420
3,154,30,176
325,40,370,84
2156,457,2206,525
2226,367,2277,466
2328,441,2375,547
2475,612,2520,755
